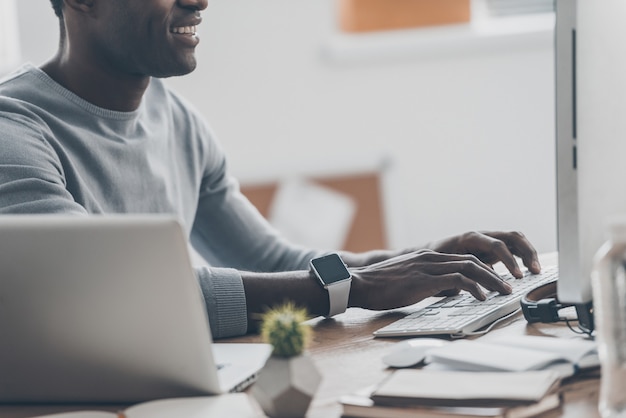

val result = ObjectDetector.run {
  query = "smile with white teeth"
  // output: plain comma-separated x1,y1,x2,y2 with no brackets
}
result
171,26,197,35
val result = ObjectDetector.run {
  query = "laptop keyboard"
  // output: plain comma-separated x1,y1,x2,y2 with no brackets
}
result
373,266,559,338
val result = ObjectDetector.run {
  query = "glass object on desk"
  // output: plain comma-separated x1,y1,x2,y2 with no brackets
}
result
592,219,626,418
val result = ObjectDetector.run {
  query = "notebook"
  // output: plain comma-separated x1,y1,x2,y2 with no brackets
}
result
0,215,271,403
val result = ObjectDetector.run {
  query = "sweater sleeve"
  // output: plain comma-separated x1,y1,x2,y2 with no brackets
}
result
195,266,248,339
188,128,319,273
0,112,87,214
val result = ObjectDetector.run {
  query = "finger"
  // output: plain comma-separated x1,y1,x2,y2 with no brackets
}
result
446,258,512,294
496,231,541,274
435,288,461,297
416,250,494,272
416,253,512,294
434,273,487,301
474,233,524,278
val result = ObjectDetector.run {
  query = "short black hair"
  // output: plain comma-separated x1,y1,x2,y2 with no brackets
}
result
50,0,63,18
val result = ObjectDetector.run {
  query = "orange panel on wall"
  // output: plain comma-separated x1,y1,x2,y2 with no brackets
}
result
339,0,471,33
240,172,387,252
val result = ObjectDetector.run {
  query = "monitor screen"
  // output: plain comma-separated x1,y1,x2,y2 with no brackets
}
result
555,0,626,334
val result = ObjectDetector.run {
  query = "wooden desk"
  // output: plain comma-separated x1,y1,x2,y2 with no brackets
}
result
231,306,601,418
1,253,602,418
0,309,600,418
229,253,601,417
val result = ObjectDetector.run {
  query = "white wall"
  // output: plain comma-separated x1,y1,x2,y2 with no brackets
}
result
0,0,21,75
14,0,557,254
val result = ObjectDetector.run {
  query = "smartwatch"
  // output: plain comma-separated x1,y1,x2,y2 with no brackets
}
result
310,253,352,318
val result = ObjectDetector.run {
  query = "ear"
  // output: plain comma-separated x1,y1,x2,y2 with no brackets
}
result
63,0,96,15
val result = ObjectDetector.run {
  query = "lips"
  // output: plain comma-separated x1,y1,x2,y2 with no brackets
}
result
170,16,202,36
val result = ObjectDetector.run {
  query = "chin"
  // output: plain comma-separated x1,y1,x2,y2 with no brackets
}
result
154,68,196,79
152,57,198,78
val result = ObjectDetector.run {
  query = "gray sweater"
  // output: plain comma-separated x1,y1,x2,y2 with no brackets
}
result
0,64,318,338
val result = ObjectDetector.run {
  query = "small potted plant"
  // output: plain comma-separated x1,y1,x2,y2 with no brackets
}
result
251,302,322,418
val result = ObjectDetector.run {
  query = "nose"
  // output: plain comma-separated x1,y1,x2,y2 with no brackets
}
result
178,0,208,11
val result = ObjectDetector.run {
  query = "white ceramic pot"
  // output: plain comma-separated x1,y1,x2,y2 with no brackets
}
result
251,354,322,418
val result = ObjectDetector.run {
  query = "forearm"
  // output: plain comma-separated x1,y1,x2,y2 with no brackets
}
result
241,270,329,332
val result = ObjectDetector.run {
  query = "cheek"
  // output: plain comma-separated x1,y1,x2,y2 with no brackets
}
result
119,20,166,60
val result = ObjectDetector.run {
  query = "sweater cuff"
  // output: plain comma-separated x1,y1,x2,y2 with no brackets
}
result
195,267,248,339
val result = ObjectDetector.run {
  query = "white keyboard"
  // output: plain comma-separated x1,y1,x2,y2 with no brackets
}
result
373,266,559,338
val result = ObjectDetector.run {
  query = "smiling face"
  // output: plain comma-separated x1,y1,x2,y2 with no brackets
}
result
87,0,208,78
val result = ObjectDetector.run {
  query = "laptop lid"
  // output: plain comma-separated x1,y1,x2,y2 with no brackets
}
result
0,215,270,404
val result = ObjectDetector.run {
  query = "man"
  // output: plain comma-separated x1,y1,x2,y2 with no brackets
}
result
0,0,540,338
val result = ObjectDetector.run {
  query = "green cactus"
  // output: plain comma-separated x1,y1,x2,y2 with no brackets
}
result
260,302,312,358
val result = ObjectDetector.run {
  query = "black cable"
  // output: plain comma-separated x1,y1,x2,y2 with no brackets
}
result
561,317,594,337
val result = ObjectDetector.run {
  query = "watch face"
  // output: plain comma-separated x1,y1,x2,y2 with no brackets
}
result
311,253,351,285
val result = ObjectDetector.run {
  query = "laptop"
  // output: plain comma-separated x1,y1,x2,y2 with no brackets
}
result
0,215,271,404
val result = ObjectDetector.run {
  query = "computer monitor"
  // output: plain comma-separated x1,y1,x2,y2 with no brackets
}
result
555,0,626,334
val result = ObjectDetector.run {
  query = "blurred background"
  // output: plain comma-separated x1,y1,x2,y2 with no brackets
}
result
2,0,557,255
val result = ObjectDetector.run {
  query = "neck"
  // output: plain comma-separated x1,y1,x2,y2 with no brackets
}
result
41,50,150,113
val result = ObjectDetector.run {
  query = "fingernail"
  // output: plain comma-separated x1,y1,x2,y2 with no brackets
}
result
533,261,541,271
514,267,523,277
